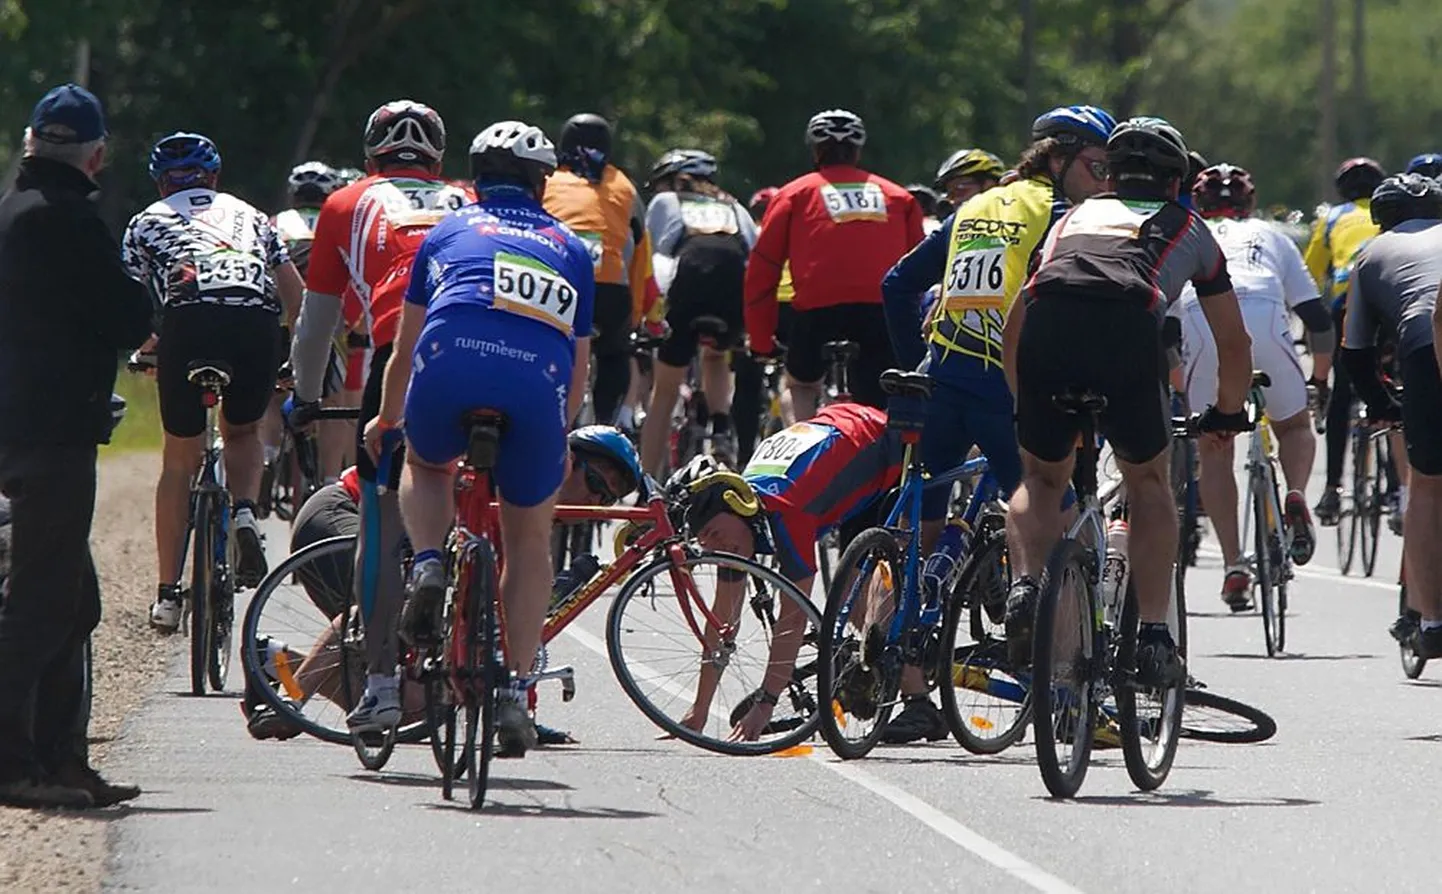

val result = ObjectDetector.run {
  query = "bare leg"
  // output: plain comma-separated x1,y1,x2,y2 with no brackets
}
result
1197,437,1240,565
781,374,822,426
1006,451,1075,580
699,346,733,415
1405,471,1442,620
1272,410,1316,493
397,456,454,556
157,434,204,585
220,418,265,504
641,360,687,477
1117,451,1178,623
498,493,560,675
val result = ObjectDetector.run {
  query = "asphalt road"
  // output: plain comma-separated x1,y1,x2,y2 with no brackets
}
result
101,477,1439,894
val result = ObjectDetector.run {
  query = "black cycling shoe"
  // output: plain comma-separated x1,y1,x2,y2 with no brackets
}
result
1390,611,1421,644
1410,625,1442,660
1134,625,1186,689
880,697,947,744
1314,488,1342,527
1003,578,1040,667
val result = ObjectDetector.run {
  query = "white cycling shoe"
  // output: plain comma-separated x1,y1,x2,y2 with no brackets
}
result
149,593,183,634
346,681,402,733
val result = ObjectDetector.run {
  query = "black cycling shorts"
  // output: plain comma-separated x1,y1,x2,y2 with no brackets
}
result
356,342,403,489
784,303,896,410
1401,346,1442,475
157,305,281,439
658,243,747,368
1015,295,1170,465
289,482,359,619
591,283,633,357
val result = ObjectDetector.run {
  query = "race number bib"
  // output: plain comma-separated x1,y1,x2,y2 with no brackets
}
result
679,197,738,236
820,182,888,223
943,245,1005,311
195,249,266,294
575,231,605,270
744,422,831,478
492,252,579,334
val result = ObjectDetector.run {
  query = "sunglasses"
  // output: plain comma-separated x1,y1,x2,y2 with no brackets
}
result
1081,158,1111,180
580,458,620,505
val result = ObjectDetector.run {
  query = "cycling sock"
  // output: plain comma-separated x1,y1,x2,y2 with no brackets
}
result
1139,622,1171,640
709,413,732,436
365,672,398,694
412,548,442,567
1421,619,1442,632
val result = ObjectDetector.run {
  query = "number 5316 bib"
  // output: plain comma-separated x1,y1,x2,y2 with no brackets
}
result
492,252,579,334
943,239,1006,312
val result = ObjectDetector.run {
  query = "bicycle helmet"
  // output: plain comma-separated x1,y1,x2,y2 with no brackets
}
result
906,184,939,217
1105,116,1190,178
805,109,866,148
1030,105,1117,148
363,99,445,165
647,149,718,188
933,148,1006,188
568,426,642,499
148,132,221,183
1192,163,1256,218
748,186,780,217
288,161,344,205
1334,157,1385,201
469,120,557,192
665,455,770,546
1369,173,1442,232
1405,152,1442,179
337,167,364,185
559,112,612,160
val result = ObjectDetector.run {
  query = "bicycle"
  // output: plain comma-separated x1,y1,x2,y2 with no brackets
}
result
812,339,859,593
1028,392,1204,798
264,405,362,522
1235,372,1292,657
815,369,1020,759
1394,565,1429,679
1336,407,1395,577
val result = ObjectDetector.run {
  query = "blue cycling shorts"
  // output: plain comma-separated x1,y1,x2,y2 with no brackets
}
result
403,307,573,507
919,375,1022,521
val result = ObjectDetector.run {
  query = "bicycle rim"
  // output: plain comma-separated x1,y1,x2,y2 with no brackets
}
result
465,539,499,809
1363,439,1384,576
1031,539,1097,798
1399,584,1428,679
607,549,822,756
1179,688,1276,744
1117,580,1185,791
1254,482,1280,657
190,495,214,696
208,506,234,693
940,530,1030,755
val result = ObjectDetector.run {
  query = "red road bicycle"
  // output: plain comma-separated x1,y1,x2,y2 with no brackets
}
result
421,411,821,810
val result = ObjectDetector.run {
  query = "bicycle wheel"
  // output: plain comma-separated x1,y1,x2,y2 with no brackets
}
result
1179,688,1276,744
1031,537,1098,799
1253,473,1282,657
1116,578,1186,791
424,676,462,786
608,549,823,756
208,501,235,693
1399,582,1428,679
940,527,1031,754
816,529,837,594
1362,435,1386,577
461,538,499,810
189,494,215,696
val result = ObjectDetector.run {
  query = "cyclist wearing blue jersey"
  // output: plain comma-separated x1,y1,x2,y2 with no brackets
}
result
363,120,594,756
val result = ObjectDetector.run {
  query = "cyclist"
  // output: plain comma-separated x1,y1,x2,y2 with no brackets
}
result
639,149,757,475
543,112,653,426
1175,162,1333,609
932,147,1005,207
744,109,922,420
1306,157,1384,525
274,162,345,273
877,104,1115,740
288,99,469,733
122,132,304,632
1001,117,1254,683
1405,153,1442,179
1342,174,1442,658
907,184,943,234
730,187,794,469
668,403,906,740
363,120,594,758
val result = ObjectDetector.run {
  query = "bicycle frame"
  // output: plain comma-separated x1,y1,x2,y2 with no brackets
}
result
177,390,229,585
1240,385,1287,576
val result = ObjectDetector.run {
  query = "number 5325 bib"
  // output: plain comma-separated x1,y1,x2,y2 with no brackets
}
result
492,251,580,334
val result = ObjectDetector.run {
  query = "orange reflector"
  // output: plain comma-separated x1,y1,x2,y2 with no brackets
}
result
969,716,995,731
831,700,845,723
274,651,303,701
770,744,814,758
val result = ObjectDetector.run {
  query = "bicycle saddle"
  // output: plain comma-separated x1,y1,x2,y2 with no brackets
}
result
1052,389,1108,415
691,315,730,339
1251,370,1272,388
461,410,507,471
822,340,860,361
879,369,934,400
186,361,233,389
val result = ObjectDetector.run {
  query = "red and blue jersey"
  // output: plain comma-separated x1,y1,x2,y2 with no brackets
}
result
743,403,903,579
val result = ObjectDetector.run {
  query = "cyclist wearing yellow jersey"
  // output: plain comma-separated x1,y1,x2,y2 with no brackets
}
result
933,148,1005,210
1307,157,1384,524
876,104,1115,742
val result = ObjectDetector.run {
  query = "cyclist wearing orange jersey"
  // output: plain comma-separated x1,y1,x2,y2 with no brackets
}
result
543,113,654,426
745,109,923,420
287,99,471,733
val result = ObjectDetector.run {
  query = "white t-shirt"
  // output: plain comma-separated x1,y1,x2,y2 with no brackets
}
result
1172,216,1318,316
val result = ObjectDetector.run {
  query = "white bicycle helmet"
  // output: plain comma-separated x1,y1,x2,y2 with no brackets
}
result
363,99,446,164
469,120,557,189
287,161,344,204
805,109,866,148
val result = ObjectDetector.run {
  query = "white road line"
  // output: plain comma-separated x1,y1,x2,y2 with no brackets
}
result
1195,546,1397,593
563,624,1086,894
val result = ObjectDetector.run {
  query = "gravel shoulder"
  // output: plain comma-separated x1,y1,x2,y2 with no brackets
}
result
0,452,171,894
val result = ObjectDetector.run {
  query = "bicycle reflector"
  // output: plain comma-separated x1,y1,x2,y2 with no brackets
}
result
201,391,220,408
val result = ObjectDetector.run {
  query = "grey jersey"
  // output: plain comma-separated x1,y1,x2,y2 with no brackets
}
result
645,190,757,258
1344,218,1442,357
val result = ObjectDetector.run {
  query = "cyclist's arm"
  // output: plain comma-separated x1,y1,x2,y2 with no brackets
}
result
1293,298,1334,379
880,215,950,371
1302,217,1331,292
1000,293,1026,398
291,291,343,403
569,242,597,424
743,192,792,354
627,192,652,328
646,193,683,295
377,302,423,427
1339,274,1396,415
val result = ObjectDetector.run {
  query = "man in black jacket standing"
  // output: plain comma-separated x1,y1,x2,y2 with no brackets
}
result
0,84,153,808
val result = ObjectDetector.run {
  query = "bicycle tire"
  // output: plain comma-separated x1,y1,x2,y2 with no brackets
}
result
1254,474,1282,657
816,528,901,760
1362,435,1385,577
1399,582,1427,679
939,528,1030,755
464,538,499,810
190,493,215,696
352,725,396,771
1031,537,1098,799
1116,578,1186,791
1179,688,1277,744
208,500,234,694
607,549,823,756
817,530,836,595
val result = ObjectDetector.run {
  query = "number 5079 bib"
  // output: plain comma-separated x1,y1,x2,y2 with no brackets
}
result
492,252,579,334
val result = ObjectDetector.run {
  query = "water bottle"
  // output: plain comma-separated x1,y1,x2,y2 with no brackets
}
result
550,553,601,612
922,519,972,607
1100,518,1130,614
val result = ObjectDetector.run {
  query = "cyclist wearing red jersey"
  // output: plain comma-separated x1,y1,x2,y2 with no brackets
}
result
744,109,923,420
288,99,470,733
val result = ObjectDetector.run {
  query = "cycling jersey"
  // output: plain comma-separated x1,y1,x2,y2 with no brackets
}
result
542,164,652,318
745,165,922,354
306,170,471,348
1344,218,1442,357
123,189,288,315
743,403,902,579
1175,217,1317,313
273,206,321,251
1303,200,1378,307
648,189,756,362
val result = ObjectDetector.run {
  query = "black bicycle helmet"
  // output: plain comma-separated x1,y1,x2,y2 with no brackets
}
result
1106,116,1190,178
1335,157,1386,202
559,112,612,160
646,148,718,189
1369,173,1442,231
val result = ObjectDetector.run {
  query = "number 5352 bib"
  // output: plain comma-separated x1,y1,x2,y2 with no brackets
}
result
492,251,580,334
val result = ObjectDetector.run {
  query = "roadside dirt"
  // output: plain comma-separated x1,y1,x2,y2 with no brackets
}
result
0,452,171,893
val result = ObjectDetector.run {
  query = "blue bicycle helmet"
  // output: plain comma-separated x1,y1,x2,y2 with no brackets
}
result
1030,105,1117,148
568,426,642,498
148,132,221,183
1405,153,1442,179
